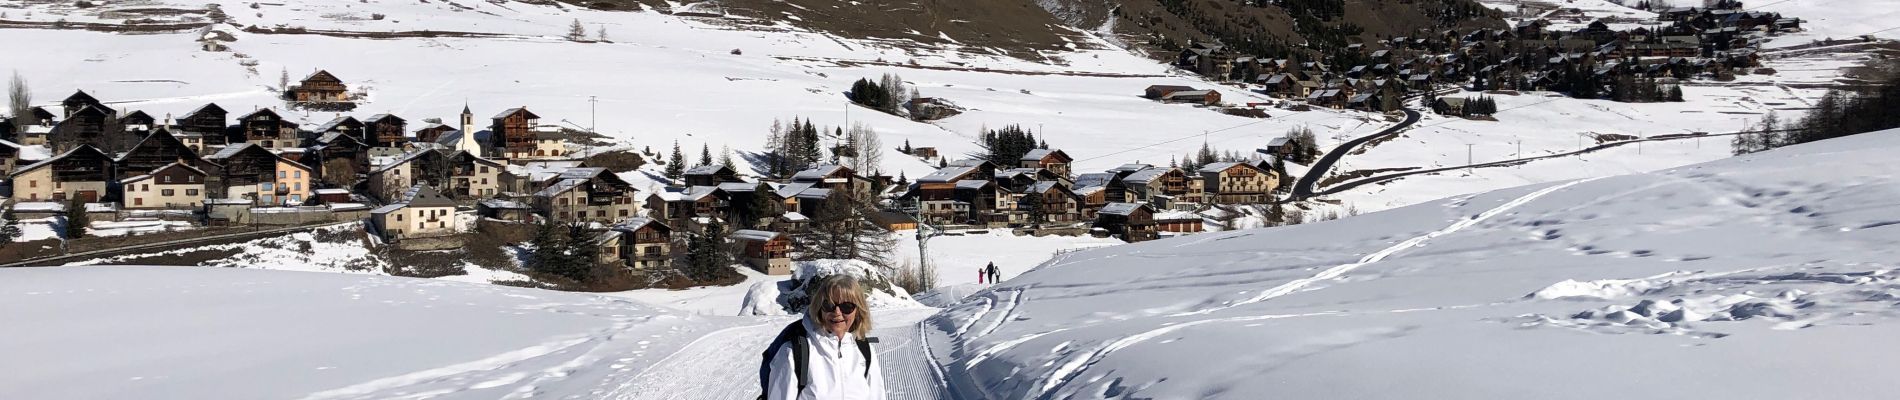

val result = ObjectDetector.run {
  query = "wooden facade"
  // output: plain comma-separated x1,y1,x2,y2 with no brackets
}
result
489,107,540,159
115,128,219,181
177,103,229,145
293,70,349,103
235,108,300,148
1199,162,1276,205
50,105,111,153
364,114,407,148
414,123,456,144
613,218,674,270
1094,202,1158,242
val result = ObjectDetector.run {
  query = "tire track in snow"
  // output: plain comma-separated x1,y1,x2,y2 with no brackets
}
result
973,288,1024,338
1028,177,1602,399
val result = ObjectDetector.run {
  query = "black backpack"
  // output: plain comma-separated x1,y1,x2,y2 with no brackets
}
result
757,321,876,399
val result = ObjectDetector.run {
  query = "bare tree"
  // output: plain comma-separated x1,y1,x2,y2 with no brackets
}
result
845,122,883,175
8,71,32,127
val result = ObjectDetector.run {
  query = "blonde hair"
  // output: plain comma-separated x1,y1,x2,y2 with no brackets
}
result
804,274,873,339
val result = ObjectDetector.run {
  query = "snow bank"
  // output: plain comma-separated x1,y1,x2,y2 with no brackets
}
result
0,266,747,399
923,129,1900,399
747,259,926,316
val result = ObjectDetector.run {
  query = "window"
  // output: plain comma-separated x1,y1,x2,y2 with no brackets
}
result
142,184,150,192
289,195,301,203
558,198,568,206
29,180,37,188
134,198,144,206
596,210,606,217
294,170,302,178
396,214,403,221
163,176,173,183
162,189,175,196
480,166,489,173
293,183,302,191
559,211,569,219
619,209,629,217
187,189,199,196
262,183,274,190
190,176,198,183
278,171,286,179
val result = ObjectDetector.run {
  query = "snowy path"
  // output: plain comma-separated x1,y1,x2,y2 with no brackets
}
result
603,308,948,400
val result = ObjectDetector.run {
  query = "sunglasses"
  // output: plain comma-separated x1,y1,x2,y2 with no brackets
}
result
822,302,859,315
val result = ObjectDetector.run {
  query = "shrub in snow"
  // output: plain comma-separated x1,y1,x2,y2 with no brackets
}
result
740,259,921,316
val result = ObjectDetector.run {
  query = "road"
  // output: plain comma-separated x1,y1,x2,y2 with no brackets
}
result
1288,109,1421,200
0,221,357,268
1307,131,1749,197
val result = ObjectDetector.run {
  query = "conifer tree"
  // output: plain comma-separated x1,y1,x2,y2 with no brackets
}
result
666,140,686,180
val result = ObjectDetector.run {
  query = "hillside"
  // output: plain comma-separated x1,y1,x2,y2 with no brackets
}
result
923,128,1900,398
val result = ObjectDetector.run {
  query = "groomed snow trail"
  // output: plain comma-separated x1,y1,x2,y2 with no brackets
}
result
605,308,949,400
1030,177,1602,398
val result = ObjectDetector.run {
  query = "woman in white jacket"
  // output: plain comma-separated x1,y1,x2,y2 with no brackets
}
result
766,275,887,400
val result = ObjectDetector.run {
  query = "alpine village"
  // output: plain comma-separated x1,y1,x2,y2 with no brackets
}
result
0,0,1825,291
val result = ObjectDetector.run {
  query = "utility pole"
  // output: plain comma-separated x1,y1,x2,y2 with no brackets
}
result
912,196,940,289
588,96,598,133
1516,138,1522,168
1466,144,1474,173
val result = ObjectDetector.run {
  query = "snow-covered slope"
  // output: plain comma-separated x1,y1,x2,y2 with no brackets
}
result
0,266,758,399
924,129,1900,399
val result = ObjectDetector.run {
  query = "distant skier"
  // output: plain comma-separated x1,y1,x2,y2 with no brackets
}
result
759,274,886,400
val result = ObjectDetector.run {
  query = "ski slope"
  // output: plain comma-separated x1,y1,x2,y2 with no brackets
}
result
923,128,1900,399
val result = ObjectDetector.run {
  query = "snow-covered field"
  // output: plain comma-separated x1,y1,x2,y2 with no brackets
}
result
922,128,1900,399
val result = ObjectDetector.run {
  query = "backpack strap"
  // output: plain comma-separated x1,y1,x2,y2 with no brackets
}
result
787,323,811,392
856,337,877,378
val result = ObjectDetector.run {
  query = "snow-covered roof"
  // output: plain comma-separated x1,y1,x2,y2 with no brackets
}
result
479,198,531,209
534,179,586,198
1123,168,1170,185
400,185,458,208
558,167,607,180
684,165,730,176
313,116,359,133
1073,173,1116,188
780,211,809,222
794,188,832,200
1155,210,1200,221
1098,202,1147,216
1109,163,1152,173
730,229,782,242
613,217,666,233
314,188,351,195
954,179,992,190
370,203,407,214
792,164,846,181
1198,162,1249,173
1026,181,1064,194
775,181,817,199
717,182,759,192
12,202,64,212
1073,185,1105,197
919,166,976,183
1020,149,1056,162
945,159,990,168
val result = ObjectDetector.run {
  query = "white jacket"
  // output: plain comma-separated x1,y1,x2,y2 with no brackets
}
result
767,319,887,400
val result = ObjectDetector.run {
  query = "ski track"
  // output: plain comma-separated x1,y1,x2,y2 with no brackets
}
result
973,288,1024,338
950,297,994,336
604,320,782,400
1025,177,1602,399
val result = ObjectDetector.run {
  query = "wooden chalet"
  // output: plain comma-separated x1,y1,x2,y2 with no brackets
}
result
488,107,541,159
790,164,873,199
1094,202,1158,242
120,110,156,132
364,114,407,148
1198,162,1276,205
60,90,110,119
235,108,301,149
477,198,536,222
205,143,313,205
121,162,208,209
1155,210,1204,234
177,103,229,144
609,217,674,270
733,229,793,275
1160,90,1221,106
0,139,18,175
311,116,364,145
1019,181,1080,224
683,164,742,187
367,148,507,201
311,130,370,188
414,123,457,145
532,167,640,224
291,70,350,103
1121,167,1194,206
1144,85,1197,100
9,144,113,202
1019,149,1073,177
114,128,219,181
49,105,112,153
